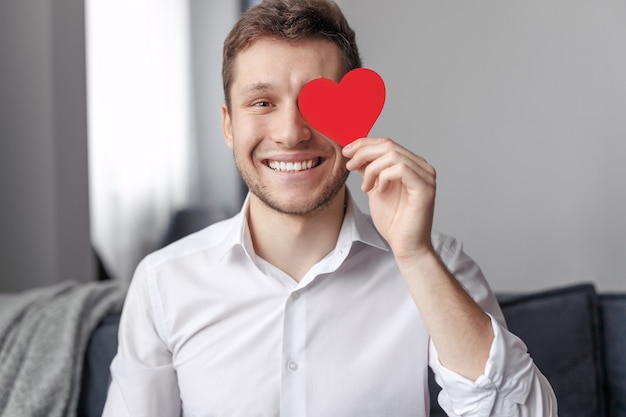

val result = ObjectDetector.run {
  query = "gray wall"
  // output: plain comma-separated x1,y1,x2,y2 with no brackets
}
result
0,0,94,292
189,0,243,213
339,0,626,291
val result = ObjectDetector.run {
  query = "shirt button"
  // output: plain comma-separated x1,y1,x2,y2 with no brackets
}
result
288,361,299,371
291,292,300,300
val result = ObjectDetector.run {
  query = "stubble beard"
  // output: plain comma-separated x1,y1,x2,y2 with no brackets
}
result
235,156,350,217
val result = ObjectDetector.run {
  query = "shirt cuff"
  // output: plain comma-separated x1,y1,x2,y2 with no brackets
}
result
431,314,534,416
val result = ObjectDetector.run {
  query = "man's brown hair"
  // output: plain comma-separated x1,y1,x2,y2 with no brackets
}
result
222,0,362,111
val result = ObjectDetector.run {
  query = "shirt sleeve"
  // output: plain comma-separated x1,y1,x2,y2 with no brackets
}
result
429,233,558,417
429,316,558,416
101,259,182,417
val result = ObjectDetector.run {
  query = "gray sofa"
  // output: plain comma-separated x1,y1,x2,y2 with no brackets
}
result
79,282,625,417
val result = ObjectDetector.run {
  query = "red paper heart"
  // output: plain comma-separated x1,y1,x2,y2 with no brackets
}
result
298,68,386,147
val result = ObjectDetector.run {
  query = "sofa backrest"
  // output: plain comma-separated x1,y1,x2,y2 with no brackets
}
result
499,284,606,417
601,294,626,417
79,314,120,417
429,283,616,417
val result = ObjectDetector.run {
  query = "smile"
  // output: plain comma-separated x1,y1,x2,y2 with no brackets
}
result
267,158,321,172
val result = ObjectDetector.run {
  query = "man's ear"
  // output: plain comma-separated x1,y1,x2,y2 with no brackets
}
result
222,103,233,149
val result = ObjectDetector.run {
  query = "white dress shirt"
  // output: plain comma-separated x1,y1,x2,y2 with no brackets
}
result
102,195,557,417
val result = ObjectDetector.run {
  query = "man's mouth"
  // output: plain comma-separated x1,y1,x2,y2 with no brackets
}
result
266,157,322,172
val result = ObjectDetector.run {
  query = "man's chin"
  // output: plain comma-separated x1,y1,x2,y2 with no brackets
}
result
251,184,346,217
257,196,333,216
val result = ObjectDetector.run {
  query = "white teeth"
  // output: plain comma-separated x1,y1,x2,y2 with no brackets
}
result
268,158,318,172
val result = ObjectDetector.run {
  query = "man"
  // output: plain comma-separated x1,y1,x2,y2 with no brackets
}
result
103,0,558,416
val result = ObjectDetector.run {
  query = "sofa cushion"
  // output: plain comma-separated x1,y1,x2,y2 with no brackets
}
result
429,283,606,417
601,294,626,417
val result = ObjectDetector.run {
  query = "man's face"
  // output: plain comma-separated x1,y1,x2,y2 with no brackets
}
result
222,37,349,216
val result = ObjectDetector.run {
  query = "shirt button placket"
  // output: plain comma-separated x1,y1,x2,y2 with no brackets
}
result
280,290,307,416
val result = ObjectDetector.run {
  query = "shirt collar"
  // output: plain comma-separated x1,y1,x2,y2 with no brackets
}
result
336,190,390,253
216,190,389,262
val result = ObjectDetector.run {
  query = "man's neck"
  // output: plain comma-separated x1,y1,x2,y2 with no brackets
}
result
247,188,347,282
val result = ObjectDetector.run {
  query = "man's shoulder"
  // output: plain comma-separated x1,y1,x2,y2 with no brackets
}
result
143,214,241,270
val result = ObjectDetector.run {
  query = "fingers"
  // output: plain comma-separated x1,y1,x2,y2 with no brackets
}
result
343,138,435,193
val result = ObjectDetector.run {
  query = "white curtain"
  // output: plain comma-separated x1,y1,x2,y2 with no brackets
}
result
86,0,194,281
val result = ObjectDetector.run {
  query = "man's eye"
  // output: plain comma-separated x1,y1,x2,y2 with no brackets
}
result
253,101,271,107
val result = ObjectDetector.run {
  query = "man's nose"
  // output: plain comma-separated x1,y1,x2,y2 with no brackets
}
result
272,104,312,147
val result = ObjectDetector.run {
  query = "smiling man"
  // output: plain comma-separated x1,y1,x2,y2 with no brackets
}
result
102,1,558,416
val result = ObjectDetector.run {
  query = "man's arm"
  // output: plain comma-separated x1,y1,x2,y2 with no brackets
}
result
398,250,494,379
102,260,182,417
343,137,557,415
427,233,557,416
344,137,492,379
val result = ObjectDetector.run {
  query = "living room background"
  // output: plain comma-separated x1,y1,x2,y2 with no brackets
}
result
1,0,624,292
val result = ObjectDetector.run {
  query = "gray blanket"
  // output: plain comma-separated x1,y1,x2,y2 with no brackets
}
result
0,280,126,417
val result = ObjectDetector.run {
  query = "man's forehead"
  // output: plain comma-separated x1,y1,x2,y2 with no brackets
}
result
231,38,344,89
